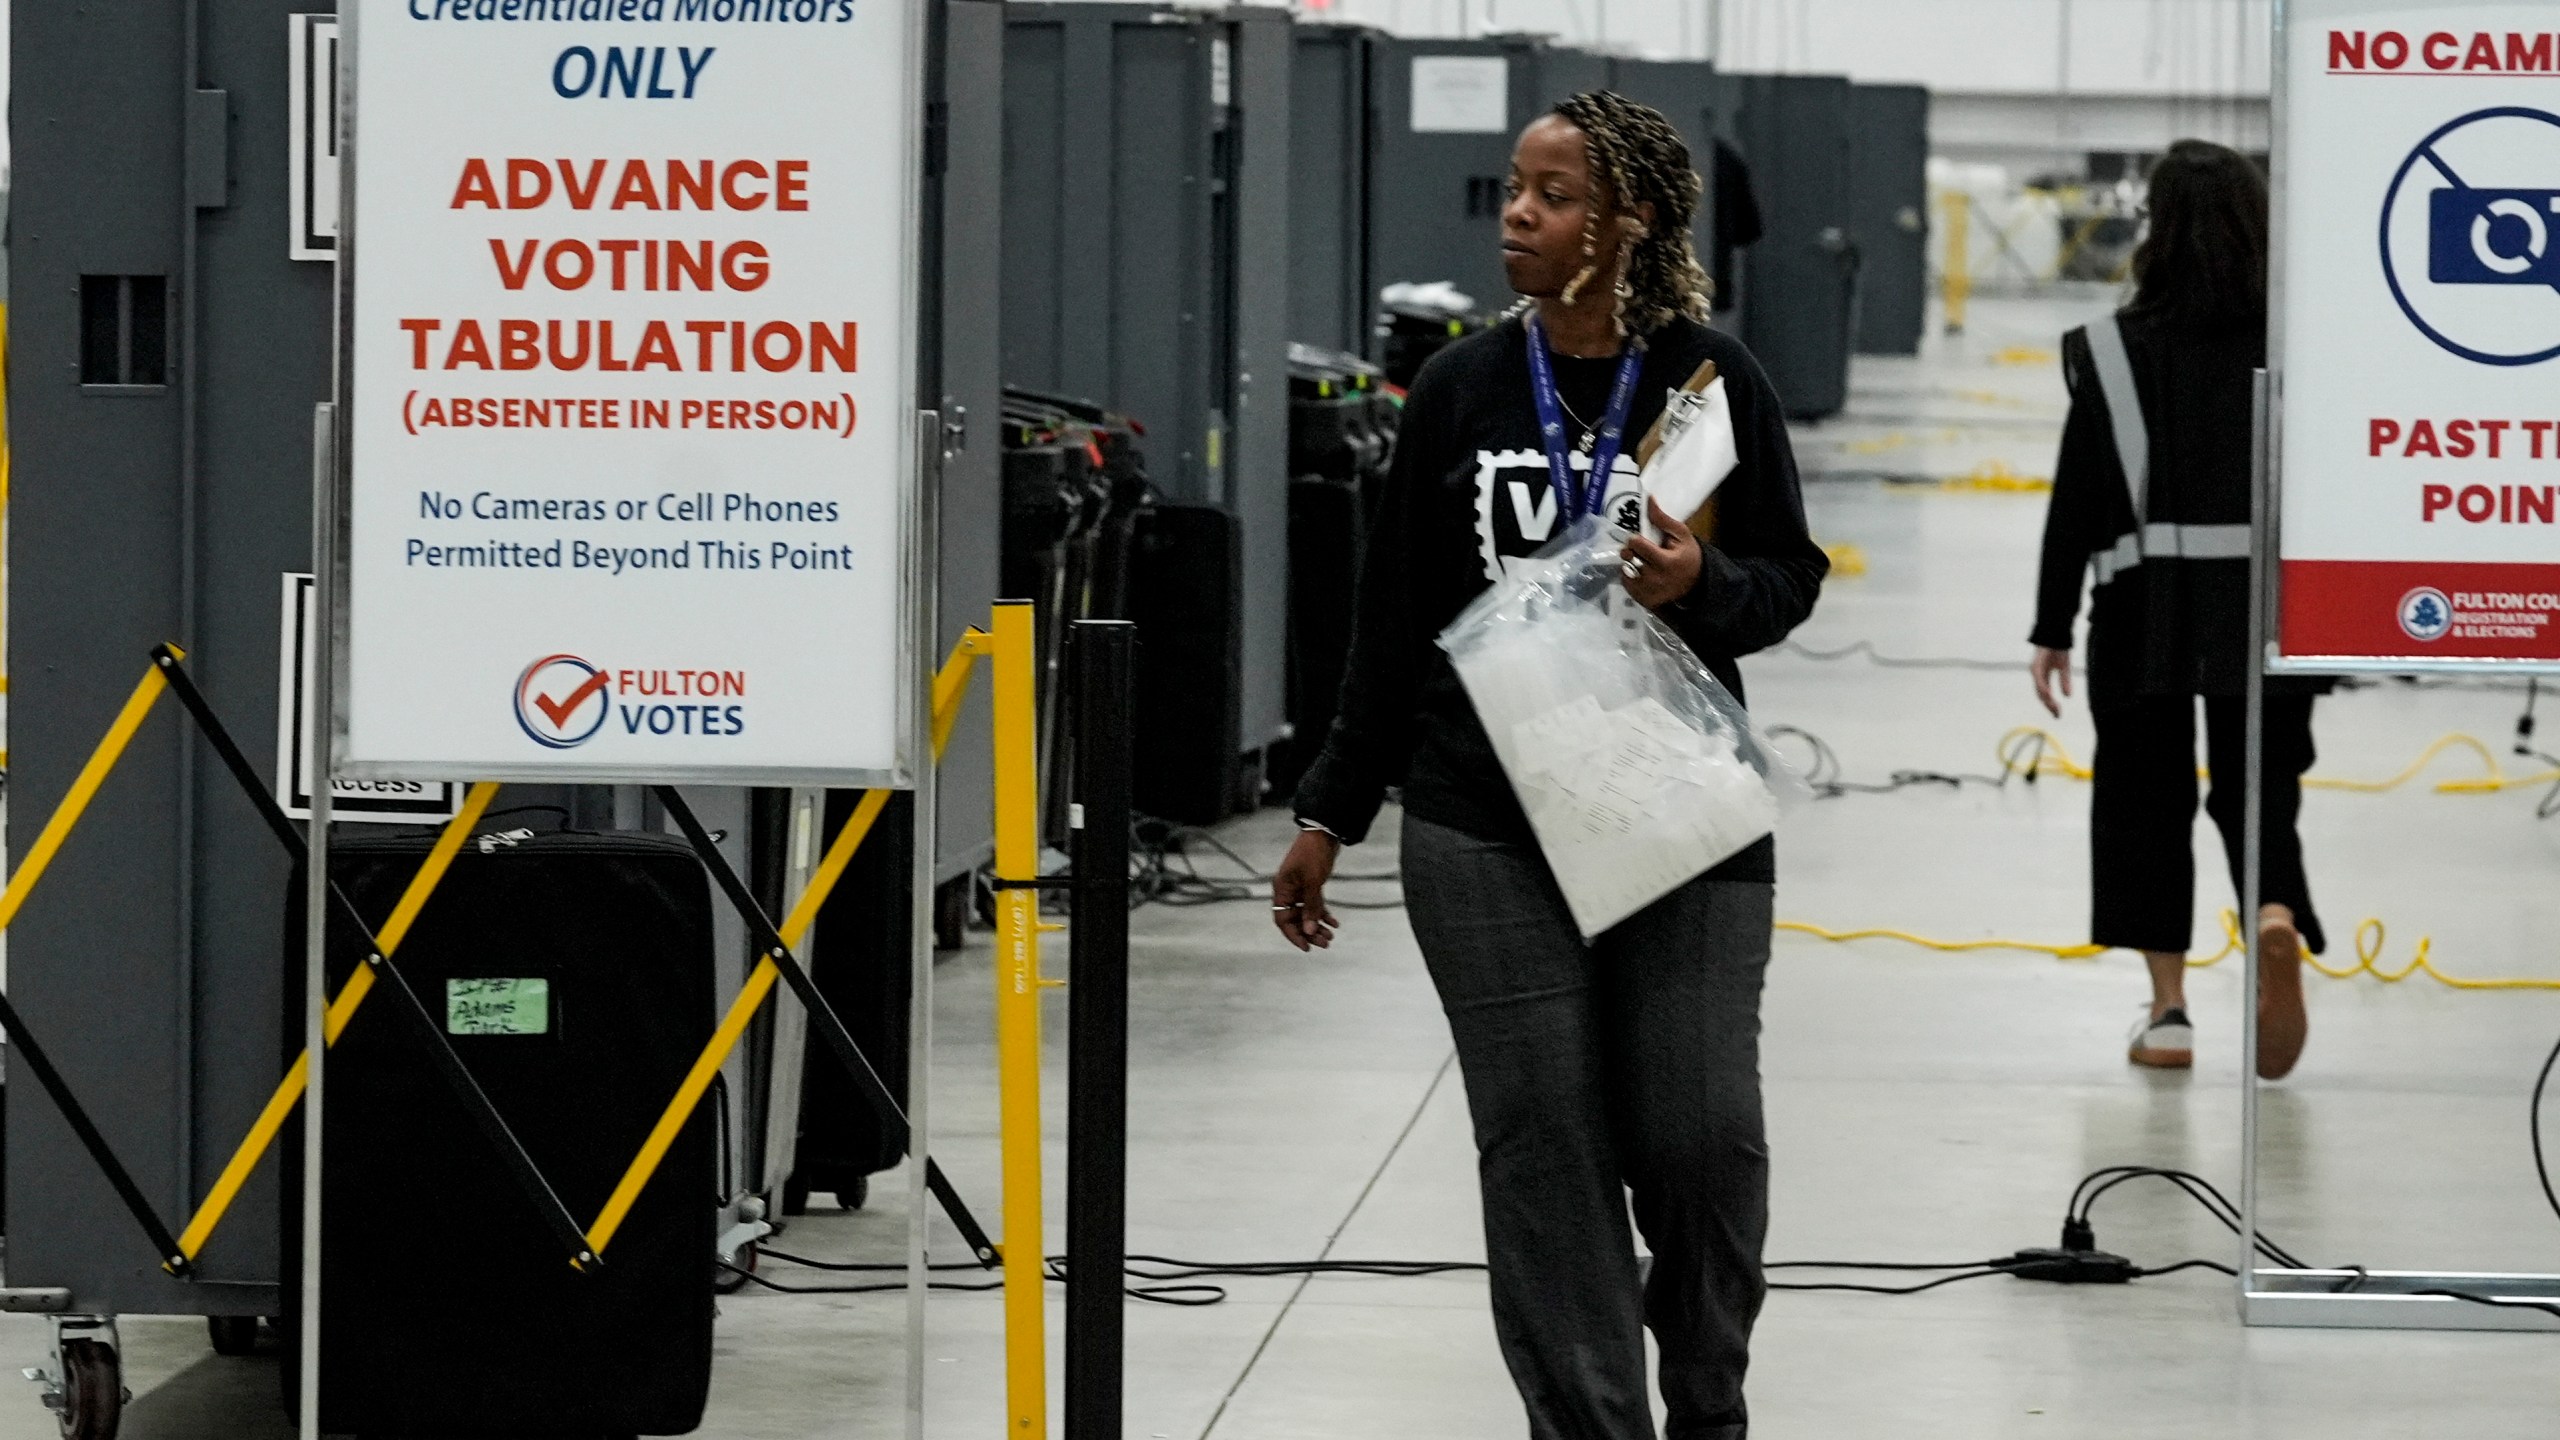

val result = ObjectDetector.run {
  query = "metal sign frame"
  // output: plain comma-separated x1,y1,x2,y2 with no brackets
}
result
2246,0,2560,1333
305,5,943,1435
327,1,931,791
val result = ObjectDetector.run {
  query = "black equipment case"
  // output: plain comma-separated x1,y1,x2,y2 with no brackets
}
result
286,828,718,1437
1127,503,1252,826
784,790,917,1212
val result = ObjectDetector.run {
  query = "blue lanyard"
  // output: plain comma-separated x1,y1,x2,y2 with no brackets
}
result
1525,314,1646,525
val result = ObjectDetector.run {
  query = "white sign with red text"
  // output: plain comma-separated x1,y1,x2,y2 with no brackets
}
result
2279,4,2560,662
339,0,918,780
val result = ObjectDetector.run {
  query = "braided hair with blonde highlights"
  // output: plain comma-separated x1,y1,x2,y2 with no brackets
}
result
1546,91,1712,338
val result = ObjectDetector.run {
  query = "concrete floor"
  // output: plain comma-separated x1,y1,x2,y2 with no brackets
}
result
12,290,2560,1435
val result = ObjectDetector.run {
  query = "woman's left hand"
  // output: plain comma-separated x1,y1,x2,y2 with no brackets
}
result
1620,497,1704,610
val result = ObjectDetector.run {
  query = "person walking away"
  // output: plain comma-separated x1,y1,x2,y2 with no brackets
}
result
2028,139,2323,1081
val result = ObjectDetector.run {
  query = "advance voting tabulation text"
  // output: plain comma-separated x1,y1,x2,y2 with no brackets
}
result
394,151,861,578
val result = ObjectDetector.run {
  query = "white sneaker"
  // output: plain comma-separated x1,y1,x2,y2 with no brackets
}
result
2128,1008,2195,1069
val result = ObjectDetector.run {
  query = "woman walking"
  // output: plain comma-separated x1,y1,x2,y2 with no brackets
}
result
1271,92,1826,1440
2029,138,2321,1080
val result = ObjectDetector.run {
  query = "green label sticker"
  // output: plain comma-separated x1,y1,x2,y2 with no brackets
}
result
446,977,550,1036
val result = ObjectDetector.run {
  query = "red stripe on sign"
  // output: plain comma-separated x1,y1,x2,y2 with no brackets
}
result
2282,560,2560,660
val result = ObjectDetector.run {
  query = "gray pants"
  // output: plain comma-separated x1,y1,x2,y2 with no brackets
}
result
1400,815,1774,1440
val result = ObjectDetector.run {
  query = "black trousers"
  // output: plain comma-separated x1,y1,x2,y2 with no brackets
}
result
2090,693,2326,957
1401,814,1773,1440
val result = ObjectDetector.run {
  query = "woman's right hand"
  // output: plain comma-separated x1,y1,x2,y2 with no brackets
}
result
2031,645,2073,718
1271,829,1343,952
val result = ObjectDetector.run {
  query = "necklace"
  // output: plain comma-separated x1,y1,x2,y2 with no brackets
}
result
1525,314,1644,523
1554,393,1600,454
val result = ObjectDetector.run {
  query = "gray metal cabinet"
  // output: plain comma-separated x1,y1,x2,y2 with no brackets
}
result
10,0,326,1318
1363,36,1605,323
1290,23,1377,357
929,0,1006,873
1734,73,1859,418
1851,83,1931,356
1001,3,1293,760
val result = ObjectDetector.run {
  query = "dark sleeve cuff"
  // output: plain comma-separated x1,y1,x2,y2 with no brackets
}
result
1665,543,1752,629
2028,623,2075,651
1291,752,1384,846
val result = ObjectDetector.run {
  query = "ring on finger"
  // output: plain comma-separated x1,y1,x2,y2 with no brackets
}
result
1622,556,1645,579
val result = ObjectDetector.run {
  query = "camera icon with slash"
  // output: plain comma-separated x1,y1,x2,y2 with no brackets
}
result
2431,188,2560,287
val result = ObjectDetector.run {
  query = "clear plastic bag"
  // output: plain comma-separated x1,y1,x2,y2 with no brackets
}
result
1438,515,1810,940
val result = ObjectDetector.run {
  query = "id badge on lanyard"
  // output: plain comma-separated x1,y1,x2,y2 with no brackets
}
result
1525,314,1646,526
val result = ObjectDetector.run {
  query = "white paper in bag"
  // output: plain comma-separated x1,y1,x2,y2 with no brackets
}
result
1439,517,1809,939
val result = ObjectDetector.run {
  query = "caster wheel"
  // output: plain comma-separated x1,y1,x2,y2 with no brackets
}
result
715,1244,756,1294
207,1315,261,1357
835,1174,869,1211
57,1338,122,1440
934,878,969,950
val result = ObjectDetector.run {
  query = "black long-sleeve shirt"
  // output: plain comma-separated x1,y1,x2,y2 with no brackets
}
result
1293,315,1828,882
2030,310,2316,701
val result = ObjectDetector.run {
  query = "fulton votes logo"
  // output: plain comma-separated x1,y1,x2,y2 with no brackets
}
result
515,654,612,747
2381,108,2560,366
514,656,750,748
2398,587,2455,643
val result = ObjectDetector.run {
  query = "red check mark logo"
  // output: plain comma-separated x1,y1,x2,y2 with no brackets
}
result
531,670,610,730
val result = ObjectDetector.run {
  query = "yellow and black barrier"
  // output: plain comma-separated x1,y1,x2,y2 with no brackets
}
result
583,605,1057,1436
579,632,999,1264
153,638,594,1272
0,648,589,1278
118,616,1057,1425
3,620,1069,1439
0,658,196,1272
171,782,503,1266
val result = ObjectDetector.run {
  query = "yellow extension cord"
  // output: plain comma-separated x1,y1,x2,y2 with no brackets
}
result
1993,725,2560,795
1773,729,2560,992
1775,912,2560,993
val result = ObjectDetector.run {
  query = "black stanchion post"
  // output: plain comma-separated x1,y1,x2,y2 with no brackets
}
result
1065,619,1136,1440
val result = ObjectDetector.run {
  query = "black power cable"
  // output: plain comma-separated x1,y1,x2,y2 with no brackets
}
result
2533,1029,2560,1233
731,1076,2560,1318
2066,1166,2313,1271
2413,1287,2560,1321
718,1260,1001,1297
2066,1165,2560,1321
1764,724,2026,799
1768,1264,2029,1295
1128,816,1404,912
737,1246,1427,1307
